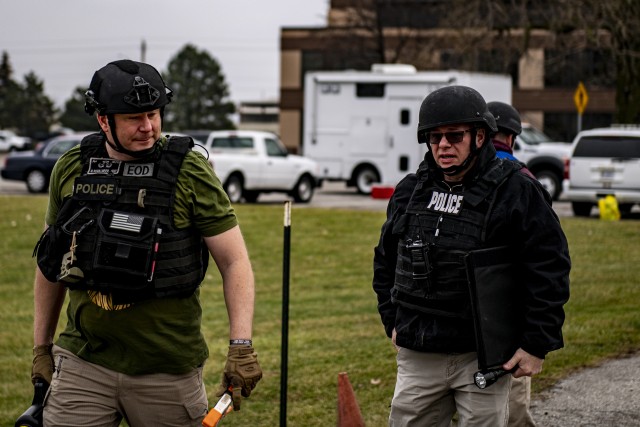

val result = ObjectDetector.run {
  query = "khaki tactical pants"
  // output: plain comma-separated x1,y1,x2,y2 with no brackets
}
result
508,376,537,427
389,349,511,427
44,346,208,427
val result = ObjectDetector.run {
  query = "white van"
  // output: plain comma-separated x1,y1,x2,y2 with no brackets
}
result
302,65,512,193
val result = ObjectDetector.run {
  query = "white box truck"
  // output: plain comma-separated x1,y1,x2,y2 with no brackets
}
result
302,64,512,193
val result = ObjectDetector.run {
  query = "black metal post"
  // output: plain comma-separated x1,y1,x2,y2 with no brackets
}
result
280,201,291,427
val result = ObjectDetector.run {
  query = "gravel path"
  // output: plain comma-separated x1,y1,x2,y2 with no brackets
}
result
530,352,640,426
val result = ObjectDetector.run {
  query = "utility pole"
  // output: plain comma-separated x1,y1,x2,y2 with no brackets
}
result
140,39,147,63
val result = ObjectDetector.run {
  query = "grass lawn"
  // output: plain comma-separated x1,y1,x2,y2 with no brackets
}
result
0,195,638,426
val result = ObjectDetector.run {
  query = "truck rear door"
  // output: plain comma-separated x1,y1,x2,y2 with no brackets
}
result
571,135,640,189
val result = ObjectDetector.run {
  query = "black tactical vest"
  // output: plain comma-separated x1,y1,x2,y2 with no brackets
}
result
391,159,520,318
35,133,208,305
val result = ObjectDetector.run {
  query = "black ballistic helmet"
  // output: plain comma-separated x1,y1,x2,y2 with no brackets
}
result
487,101,522,135
85,60,172,116
417,85,497,144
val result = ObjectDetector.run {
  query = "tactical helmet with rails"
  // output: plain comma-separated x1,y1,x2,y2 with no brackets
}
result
417,85,497,176
84,60,173,158
85,60,172,116
487,101,522,136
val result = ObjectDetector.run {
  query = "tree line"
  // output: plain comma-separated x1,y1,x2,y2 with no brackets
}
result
320,0,640,124
0,44,235,141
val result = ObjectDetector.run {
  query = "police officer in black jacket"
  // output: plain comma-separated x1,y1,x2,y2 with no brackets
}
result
372,86,570,426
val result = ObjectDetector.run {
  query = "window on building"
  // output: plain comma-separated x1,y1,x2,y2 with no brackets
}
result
545,112,614,141
545,49,616,88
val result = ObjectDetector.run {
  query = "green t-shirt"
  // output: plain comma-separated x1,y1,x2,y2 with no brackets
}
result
48,137,237,375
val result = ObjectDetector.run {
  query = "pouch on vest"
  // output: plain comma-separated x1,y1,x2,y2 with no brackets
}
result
465,246,523,370
91,209,159,290
34,226,68,283
33,198,86,283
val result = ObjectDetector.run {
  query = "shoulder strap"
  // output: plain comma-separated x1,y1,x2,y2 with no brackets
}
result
157,136,193,183
80,133,107,164
464,158,521,207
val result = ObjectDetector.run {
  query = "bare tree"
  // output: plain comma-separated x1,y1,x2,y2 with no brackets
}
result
309,0,638,120
567,0,640,122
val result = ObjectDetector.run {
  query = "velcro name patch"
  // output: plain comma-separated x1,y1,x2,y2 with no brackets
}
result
123,163,154,177
87,158,122,175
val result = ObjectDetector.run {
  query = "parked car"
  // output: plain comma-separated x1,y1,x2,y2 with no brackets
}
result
181,130,214,145
563,126,640,217
163,132,209,158
514,123,572,200
0,129,32,152
1,133,87,193
192,130,320,203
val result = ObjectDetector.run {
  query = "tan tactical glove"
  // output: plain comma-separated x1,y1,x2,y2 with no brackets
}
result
31,344,54,385
216,345,262,410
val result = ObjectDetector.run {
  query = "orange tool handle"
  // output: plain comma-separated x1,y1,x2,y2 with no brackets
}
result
202,387,233,427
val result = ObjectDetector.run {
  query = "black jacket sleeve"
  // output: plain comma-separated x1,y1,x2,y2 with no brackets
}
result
372,174,416,338
491,172,571,358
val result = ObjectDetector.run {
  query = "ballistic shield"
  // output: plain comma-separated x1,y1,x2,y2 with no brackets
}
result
465,246,523,370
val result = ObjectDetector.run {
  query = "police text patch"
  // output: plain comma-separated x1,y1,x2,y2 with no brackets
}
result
426,191,464,215
73,176,119,201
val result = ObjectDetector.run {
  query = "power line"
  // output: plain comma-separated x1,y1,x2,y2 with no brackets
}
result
3,39,276,54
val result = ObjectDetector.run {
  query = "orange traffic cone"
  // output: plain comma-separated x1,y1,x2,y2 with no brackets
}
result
337,372,365,427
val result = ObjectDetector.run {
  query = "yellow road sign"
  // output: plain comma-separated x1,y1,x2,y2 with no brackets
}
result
574,82,589,115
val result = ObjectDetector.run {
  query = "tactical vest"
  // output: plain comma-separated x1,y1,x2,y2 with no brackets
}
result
35,133,208,305
391,159,520,319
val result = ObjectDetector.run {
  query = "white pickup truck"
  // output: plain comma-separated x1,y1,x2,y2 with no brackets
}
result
514,124,573,200
189,130,319,204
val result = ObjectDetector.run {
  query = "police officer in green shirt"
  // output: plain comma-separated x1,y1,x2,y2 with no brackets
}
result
30,59,261,426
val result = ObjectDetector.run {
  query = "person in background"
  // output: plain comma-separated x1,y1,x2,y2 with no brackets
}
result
373,86,570,426
30,59,261,426
488,100,537,426
488,101,524,162
487,101,536,179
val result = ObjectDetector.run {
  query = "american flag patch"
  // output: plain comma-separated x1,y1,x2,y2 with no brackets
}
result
110,212,144,233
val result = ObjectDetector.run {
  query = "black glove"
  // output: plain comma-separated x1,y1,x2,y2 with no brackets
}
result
31,344,54,386
215,345,262,410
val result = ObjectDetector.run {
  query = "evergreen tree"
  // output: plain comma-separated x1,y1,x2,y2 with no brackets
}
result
0,52,56,138
163,44,236,131
0,51,22,129
15,72,57,139
59,87,100,131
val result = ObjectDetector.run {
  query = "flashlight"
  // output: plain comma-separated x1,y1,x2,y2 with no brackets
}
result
473,368,513,389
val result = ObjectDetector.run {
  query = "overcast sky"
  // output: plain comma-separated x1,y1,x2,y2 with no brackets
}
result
1,0,328,108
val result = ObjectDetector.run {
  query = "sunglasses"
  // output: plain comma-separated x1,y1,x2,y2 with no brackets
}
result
427,129,473,145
